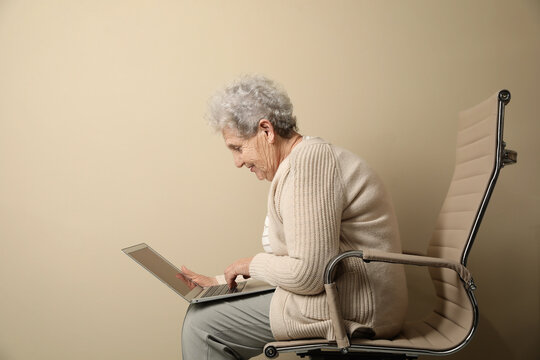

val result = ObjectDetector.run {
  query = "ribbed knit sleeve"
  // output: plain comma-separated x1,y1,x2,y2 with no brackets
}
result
249,144,343,295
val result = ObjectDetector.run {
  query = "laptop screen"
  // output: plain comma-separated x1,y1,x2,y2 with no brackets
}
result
123,243,195,297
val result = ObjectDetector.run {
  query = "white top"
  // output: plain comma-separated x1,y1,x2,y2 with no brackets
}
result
261,215,272,253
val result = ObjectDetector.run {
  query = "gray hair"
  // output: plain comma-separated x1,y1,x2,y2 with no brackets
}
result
206,75,298,138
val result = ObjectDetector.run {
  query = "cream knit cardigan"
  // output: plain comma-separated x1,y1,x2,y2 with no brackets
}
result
249,137,407,341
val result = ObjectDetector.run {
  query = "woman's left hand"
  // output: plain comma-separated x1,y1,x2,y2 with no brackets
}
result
224,257,253,289
176,265,218,289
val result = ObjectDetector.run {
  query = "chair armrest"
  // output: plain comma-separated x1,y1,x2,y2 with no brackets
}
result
401,249,426,256
322,249,476,353
324,283,350,350
324,250,475,291
361,249,475,290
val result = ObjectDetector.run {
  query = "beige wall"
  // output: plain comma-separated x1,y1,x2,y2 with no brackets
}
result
0,1,538,359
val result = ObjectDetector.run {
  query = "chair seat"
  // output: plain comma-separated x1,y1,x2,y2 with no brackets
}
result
266,312,472,356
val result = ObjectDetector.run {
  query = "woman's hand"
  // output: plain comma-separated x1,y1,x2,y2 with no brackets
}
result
224,257,253,289
176,266,218,289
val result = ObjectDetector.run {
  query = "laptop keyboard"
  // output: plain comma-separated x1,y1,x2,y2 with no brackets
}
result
200,282,246,298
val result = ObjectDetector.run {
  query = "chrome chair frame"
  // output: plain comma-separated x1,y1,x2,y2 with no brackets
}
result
264,90,517,359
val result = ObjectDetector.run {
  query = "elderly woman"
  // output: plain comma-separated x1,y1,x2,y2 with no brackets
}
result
180,75,407,360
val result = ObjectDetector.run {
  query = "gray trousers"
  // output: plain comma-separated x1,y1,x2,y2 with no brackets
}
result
181,292,275,360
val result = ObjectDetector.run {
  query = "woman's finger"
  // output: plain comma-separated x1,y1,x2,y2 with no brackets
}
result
181,265,196,277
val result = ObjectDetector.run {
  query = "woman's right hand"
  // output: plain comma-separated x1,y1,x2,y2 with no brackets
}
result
176,265,218,289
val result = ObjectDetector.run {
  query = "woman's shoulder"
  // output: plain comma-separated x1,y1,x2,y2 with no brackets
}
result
291,137,368,169
289,137,334,165
293,139,383,191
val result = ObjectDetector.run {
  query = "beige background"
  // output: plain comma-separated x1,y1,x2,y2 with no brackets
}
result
0,1,538,359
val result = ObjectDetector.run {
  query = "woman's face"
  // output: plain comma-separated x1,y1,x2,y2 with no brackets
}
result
222,126,278,181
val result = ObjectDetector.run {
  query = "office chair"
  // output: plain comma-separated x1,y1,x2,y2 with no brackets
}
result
263,90,517,359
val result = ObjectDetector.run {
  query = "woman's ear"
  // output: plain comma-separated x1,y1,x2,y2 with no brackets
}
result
258,119,275,144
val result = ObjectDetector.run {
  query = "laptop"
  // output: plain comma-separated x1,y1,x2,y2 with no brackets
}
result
122,243,275,303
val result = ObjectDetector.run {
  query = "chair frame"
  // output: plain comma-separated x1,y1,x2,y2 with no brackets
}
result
264,90,517,359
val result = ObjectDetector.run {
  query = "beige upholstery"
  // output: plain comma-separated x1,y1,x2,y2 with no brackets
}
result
264,91,509,357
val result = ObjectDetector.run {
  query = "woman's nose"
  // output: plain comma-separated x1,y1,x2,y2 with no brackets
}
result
233,154,244,168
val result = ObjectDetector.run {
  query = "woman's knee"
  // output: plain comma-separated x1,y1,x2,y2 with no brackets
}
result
183,304,204,336
182,303,219,341
182,304,209,354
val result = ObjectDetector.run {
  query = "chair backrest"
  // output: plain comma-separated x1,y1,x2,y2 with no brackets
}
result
423,89,512,352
